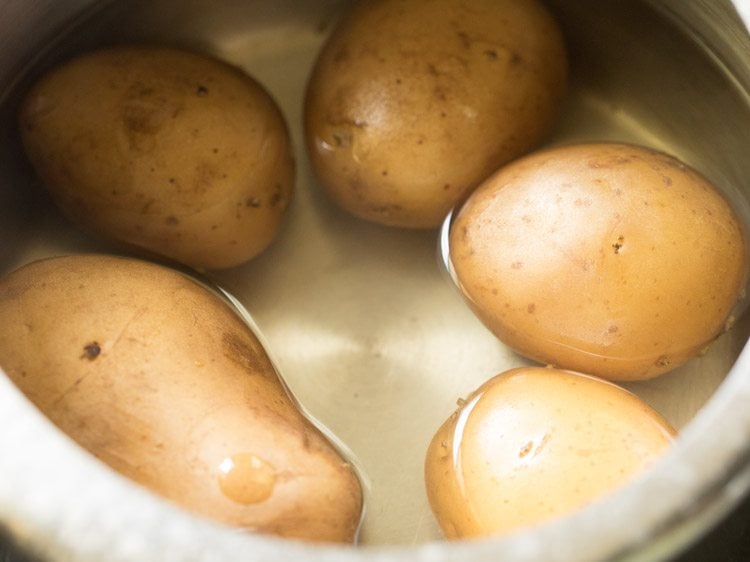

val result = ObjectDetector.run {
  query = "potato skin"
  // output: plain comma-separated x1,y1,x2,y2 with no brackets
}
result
19,46,294,270
304,0,567,228
450,143,748,380
0,255,362,543
425,367,675,538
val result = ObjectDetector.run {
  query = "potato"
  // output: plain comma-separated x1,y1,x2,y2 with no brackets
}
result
304,0,567,228
450,142,748,380
0,254,362,543
425,367,675,538
19,46,294,270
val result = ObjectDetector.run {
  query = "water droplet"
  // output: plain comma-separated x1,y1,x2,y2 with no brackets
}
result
217,453,276,505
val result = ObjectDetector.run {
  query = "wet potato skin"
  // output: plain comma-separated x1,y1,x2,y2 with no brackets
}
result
425,367,675,539
450,142,749,381
0,254,363,543
304,0,567,228
19,46,295,270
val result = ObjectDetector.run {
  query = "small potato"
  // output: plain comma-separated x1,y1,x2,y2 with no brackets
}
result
425,367,675,538
450,142,748,380
19,46,294,270
0,254,362,543
304,0,567,228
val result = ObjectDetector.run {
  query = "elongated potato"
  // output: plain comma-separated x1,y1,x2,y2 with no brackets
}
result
19,46,294,270
0,254,362,543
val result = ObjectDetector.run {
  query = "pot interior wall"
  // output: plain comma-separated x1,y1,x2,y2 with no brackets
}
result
1,0,749,548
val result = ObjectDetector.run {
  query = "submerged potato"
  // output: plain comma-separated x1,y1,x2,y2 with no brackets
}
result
304,0,567,228
0,255,362,543
19,46,294,270
450,143,748,380
425,367,675,538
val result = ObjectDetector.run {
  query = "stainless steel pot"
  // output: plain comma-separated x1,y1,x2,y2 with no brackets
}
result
2,1,750,560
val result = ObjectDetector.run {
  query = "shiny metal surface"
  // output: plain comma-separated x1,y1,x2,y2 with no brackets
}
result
1,0,750,560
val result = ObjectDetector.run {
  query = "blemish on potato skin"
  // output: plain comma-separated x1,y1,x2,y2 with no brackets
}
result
655,355,671,368
332,48,350,64
269,183,285,208
165,216,179,226
369,203,403,216
612,236,625,254
222,332,275,377
331,130,352,148
81,341,101,361
456,30,471,49
140,199,155,214
509,52,523,66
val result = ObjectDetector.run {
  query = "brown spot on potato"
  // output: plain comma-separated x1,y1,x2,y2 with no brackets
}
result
527,303,536,314
194,162,220,192
81,342,101,361
332,130,352,147
484,49,498,60
655,356,671,368
332,48,350,64
246,197,261,208
140,199,155,214
371,203,403,213
122,103,164,136
165,216,179,226
196,85,209,96
222,332,274,377
612,236,625,254
270,184,284,207
456,31,471,49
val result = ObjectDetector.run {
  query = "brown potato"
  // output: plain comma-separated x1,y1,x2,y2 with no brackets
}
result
425,367,675,538
19,46,294,270
450,142,748,380
304,0,567,228
0,254,362,543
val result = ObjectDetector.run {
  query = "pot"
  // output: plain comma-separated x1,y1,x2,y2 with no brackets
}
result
2,1,750,560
